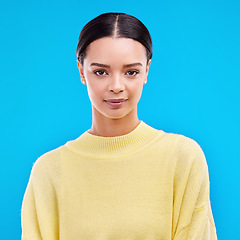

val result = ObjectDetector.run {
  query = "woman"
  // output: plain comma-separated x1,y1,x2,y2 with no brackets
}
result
21,12,217,239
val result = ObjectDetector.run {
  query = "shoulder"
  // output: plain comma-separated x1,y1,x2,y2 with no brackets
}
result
176,134,206,161
167,133,209,182
152,125,203,153
30,145,64,180
151,126,208,171
177,134,207,169
160,128,205,157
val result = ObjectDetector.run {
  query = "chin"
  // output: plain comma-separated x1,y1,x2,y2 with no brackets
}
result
100,110,132,120
93,105,135,120
104,113,129,120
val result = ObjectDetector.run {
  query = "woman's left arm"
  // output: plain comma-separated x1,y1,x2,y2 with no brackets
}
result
172,136,217,240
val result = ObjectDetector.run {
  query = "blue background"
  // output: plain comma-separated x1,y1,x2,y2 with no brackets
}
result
0,0,239,239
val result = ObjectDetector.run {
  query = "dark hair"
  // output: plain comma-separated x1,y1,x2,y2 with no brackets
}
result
76,12,152,65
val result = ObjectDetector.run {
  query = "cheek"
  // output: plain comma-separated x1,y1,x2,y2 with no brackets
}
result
86,81,104,102
129,82,144,100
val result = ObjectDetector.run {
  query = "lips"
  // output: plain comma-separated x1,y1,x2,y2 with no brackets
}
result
104,98,128,108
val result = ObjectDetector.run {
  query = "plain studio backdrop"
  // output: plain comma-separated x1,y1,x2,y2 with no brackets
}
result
0,0,239,239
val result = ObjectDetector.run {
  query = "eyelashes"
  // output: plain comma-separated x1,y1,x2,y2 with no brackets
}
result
93,70,108,76
126,70,139,76
93,69,140,77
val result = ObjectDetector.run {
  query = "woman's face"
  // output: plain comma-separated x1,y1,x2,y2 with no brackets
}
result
77,37,151,120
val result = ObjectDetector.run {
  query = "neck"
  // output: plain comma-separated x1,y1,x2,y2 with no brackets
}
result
89,108,141,137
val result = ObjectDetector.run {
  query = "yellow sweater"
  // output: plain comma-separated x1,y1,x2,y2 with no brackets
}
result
21,121,217,240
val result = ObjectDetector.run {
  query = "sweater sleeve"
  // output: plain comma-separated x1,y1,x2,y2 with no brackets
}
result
172,136,217,240
21,151,59,240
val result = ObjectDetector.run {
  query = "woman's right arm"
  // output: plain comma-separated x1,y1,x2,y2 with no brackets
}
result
21,153,59,240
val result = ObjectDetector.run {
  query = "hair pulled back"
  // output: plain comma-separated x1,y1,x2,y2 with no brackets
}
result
76,12,152,65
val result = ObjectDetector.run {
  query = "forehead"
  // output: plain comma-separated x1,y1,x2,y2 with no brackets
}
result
85,37,147,65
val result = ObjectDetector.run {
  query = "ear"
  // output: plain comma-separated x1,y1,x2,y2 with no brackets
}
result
143,59,151,85
77,59,86,85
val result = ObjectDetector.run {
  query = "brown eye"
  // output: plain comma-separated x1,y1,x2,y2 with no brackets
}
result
126,70,139,76
94,70,108,76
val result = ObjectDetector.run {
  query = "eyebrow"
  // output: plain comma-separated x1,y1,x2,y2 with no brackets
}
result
90,62,143,68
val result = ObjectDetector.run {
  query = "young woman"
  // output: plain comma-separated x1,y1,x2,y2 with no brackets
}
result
21,12,217,239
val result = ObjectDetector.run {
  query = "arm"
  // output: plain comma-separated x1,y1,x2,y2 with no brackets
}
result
172,136,217,240
21,179,42,240
21,152,59,240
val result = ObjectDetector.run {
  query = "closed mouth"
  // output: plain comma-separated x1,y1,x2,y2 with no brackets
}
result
104,98,128,103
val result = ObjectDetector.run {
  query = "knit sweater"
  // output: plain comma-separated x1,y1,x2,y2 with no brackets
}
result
21,121,217,240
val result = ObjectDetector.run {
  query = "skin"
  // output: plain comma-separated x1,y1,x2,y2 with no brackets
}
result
77,37,151,137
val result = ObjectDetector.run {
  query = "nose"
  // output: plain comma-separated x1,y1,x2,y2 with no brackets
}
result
108,74,125,93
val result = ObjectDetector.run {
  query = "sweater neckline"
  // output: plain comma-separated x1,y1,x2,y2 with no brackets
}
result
65,121,162,158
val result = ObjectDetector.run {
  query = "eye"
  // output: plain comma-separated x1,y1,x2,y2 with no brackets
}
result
126,70,139,76
94,70,108,76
